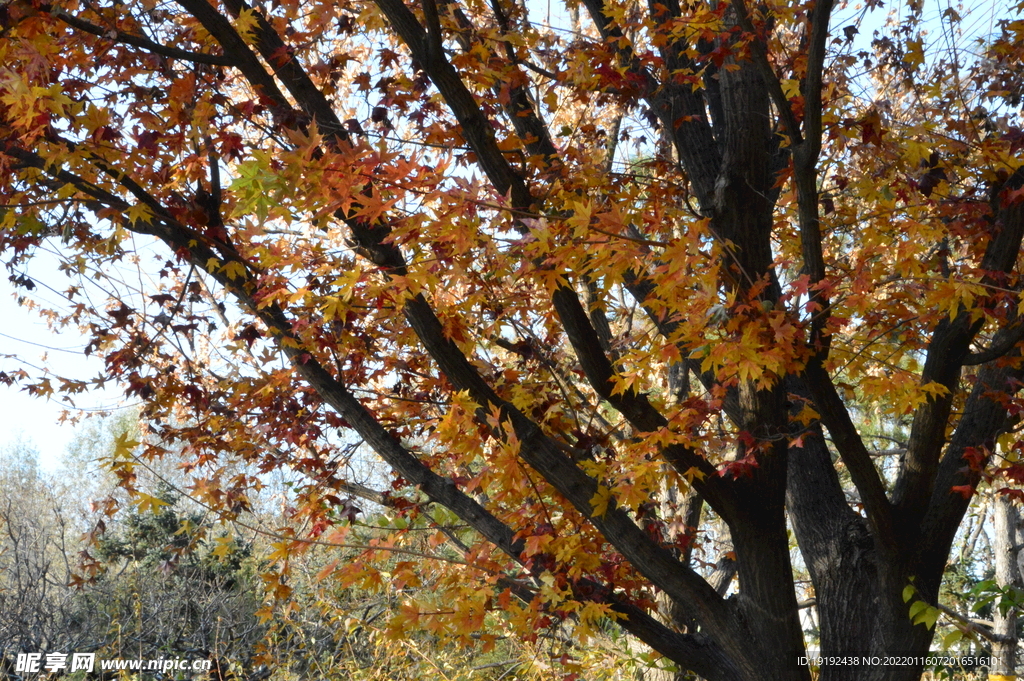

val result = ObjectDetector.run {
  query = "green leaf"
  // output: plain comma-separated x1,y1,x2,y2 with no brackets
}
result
942,630,962,648
908,600,939,629
16,214,43,235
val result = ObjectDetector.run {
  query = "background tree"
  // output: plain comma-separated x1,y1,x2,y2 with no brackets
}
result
1,0,1023,679
0,439,88,656
0,425,581,681
0,427,267,675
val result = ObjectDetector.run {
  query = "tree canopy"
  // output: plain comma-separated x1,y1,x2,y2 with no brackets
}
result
1,0,1023,678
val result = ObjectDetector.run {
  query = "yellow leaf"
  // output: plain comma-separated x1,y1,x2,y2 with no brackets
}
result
268,540,292,563
233,7,259,42
683,466,707,482
780,78,800,98
221,260,246,280
211,535,235,559
135,493,170,513
793,403,820,426
590,485,612,518
320,295,348,320
112,431,140,458
919,381,950,400
905,39,924,68
126,202,152,226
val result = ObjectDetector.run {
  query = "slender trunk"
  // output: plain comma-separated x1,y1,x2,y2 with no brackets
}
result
992,493,1020,679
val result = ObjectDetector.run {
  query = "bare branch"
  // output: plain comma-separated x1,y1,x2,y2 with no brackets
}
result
935,602,1012,644
965,320,1024,366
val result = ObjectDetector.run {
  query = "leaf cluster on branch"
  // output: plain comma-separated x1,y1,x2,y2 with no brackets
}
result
1,0,1024,678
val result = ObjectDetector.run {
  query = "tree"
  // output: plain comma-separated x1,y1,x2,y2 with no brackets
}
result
1,0,1023,678
0,439,87,656
0,429,266,675
2,419,541,681
89,486,266,664
989,493,1021,678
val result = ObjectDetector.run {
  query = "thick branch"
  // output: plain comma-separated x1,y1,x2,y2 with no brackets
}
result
894,169,1024,529
921,361,1024,576
55,10,237,66
802,360,896,552
965,320,1024,365
603,597,742,681
1,139,526,562
799,0,834,161
440,0,559,163
371,0,736,520
171,0,294,113
935,603,1012,644
727,0,802,144
550,285,732,509
2,137,754,678
583,0,721,207
371,0,533,208
215,0,348,137
396,293,744,653
159,2,779,670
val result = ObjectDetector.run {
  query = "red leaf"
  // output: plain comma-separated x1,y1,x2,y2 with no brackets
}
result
950,485,974,499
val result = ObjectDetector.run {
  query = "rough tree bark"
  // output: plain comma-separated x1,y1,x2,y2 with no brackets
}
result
992,494,1021,679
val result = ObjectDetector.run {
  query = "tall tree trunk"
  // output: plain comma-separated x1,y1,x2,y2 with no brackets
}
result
992,494,1020,679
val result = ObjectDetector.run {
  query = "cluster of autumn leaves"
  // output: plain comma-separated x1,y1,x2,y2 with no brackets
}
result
0,0,1023,676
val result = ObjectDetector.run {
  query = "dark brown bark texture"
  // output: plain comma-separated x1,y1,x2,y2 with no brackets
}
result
8,0,1024,679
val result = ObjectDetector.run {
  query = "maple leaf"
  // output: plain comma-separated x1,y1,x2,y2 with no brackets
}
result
718,454,760,479
126,202,152,226
221,260,247,280
107,303,134,327
112,432,140,459
860,110,885,146
949,485,975,500
234,324,263,348
134,493,170,513
1001,185,1024,207
211,535,236,559
589,485,613,518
